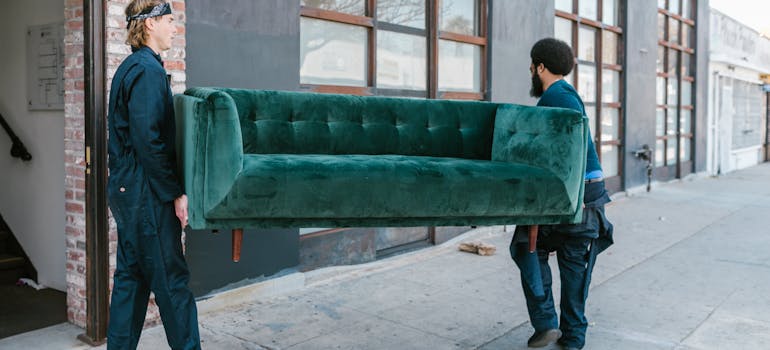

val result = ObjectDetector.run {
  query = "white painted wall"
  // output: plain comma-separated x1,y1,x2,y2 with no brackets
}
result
0,0,65,291
708,9,770,176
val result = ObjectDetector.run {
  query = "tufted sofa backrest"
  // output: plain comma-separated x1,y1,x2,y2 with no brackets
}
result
216,88,498,160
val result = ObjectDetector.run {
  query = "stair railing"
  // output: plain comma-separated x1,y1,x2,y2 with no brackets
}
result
0,111,32,161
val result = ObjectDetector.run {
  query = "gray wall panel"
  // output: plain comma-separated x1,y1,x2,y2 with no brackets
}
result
184,0,301,294
186,0,300,90
622,0,659,189
488,0,552,105
695,0,710,172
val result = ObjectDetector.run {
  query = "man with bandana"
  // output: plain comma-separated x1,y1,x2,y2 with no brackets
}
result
106,1,200,349
510,38,614,350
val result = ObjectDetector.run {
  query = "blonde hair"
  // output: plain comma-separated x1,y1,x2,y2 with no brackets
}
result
125,0,165,48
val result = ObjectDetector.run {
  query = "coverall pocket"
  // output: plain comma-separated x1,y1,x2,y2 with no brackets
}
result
108,183,158,236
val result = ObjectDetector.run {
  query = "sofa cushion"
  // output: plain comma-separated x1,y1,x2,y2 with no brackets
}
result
205,154,571,221
217,88,498,159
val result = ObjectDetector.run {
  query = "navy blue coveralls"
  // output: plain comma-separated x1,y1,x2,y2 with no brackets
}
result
106,46,200,350
511,79,614,349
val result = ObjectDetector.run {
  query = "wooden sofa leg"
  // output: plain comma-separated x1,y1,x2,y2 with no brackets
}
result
232,228,243,262
528,225,539,253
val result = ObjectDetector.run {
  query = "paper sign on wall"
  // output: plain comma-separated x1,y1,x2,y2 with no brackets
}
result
27,23,64,111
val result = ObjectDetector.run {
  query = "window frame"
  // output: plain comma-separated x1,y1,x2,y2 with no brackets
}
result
300,0,488,100
556,0,625,185
656,0,696,175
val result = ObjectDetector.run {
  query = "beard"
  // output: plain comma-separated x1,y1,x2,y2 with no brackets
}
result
529,71,544,98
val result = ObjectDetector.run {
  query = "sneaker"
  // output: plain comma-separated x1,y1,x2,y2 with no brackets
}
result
527,329,562,348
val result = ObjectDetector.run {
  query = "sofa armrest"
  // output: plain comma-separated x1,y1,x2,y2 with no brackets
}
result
175,88,244,228
491,104,587,221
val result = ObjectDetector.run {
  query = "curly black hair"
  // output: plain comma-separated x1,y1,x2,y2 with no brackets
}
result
530,38,574,76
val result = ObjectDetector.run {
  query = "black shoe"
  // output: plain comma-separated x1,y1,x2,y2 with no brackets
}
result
527,329,562,348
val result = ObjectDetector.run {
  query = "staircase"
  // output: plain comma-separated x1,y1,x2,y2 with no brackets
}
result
0,214,35,284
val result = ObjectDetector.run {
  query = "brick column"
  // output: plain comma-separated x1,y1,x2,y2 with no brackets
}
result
64,0,186,329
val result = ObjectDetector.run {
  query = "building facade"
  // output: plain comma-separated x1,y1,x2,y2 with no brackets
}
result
707,9,770,174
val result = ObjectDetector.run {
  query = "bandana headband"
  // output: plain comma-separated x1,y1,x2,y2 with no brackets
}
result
126,2,172,28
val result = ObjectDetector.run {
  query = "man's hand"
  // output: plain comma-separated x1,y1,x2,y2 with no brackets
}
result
174,194,188,228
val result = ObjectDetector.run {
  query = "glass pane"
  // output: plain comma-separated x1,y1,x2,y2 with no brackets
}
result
585,103,597,136
658,13,666,41
655,140,665,166
681,80,692,106
577,64,597,103
301,0,365,16
440,0,477,36
668,0,680,15
667,78,679,106
667,107,677,135
681,52,691,77
656,108,666,136
657,46,665,72
680,108,691,134
667,48,678,76
603,31,618,65
657,77,666,105
378,0,425,28
681,24,694,49
556,0,573,12
600,108,619,141
564,70,575,86
438,40,481,92
601,144,619,177
658,0,667,9
578,25,596,62
667,138,677,164
680,137,691,161
555,17,573,49
603,0,616,26
683,0,693,19
300,18,368,86
668,17,679,44
579,0,598,21
602,69,619,102
377,31,427,90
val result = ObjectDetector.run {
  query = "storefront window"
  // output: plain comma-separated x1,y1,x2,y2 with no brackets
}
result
301,0,487,100
556,0,625,180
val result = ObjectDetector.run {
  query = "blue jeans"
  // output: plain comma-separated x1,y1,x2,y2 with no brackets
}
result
511,180,611,349
514,235,598,349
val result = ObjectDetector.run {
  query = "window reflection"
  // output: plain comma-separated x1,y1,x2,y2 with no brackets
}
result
556,0,572,12
301,0,366,16
378,0,425,28
603,31,618,65
555,17,573,48
438,40,481,92
579,0,598,21
440,0,477,35
578,64,597,103
578,26,596,62
601,108,619,141
602,69,619,102
300,18,368,86
377,31,427,90
601,145,618,176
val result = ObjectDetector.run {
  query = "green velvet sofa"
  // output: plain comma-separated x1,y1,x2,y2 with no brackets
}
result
174,88,588,258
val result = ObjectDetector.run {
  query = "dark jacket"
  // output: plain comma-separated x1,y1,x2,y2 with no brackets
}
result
107,46,182,204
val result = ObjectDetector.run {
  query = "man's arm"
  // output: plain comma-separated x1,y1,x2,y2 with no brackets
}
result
126,67,183,203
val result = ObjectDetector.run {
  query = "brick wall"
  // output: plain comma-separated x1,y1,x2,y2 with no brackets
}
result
64,0,186,328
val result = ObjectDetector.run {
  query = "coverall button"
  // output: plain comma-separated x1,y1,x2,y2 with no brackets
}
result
119,187,126,192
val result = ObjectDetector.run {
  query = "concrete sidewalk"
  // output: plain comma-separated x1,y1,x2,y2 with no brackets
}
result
3,164,770,349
